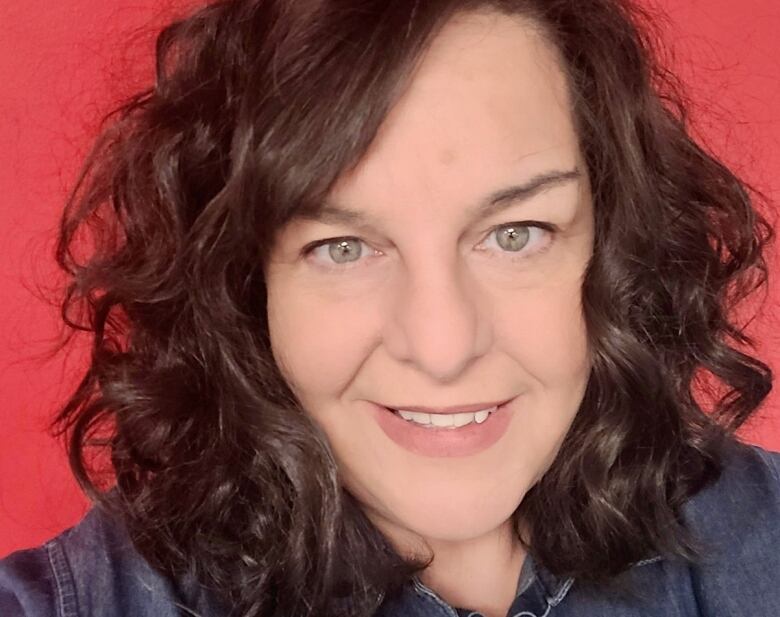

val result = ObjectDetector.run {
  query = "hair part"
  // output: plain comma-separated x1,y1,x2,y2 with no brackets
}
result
52,1,773,615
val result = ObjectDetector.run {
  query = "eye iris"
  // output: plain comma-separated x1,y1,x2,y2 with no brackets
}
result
496,226,529,252
329,239,362,263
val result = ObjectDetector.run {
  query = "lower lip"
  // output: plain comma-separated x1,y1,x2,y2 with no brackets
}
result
371,399,515,458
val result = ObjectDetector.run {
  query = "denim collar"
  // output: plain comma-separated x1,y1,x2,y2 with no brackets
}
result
529,557,575,610
402,554,575,617
399,555,663,617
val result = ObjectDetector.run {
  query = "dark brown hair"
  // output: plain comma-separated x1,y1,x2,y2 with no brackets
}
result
52,0,774,615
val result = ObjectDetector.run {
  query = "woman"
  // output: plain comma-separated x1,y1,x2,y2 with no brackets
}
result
1,0,778,616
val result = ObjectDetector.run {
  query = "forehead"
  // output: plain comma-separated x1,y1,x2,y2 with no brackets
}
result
325,10,579,219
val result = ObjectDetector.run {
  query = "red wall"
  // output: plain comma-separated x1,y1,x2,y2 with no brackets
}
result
1,0,779,556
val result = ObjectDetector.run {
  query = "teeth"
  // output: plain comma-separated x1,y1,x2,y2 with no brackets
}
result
430,413,455,428
451,412,474,428
395,406,497,428
397,410,431,425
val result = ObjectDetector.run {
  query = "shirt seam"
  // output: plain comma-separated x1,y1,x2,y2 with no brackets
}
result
510,606,551,617
546,577,574,605
411,579,461,617
45,538,80,617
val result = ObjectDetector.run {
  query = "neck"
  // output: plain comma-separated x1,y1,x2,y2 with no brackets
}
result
416,521,526,617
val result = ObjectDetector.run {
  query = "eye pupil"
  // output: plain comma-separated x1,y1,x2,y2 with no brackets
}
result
496,226,530,251
329,239,362,263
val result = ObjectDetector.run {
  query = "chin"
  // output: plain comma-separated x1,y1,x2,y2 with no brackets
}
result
383,491,524,545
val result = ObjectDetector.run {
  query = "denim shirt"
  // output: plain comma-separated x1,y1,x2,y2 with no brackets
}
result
2,442,779,617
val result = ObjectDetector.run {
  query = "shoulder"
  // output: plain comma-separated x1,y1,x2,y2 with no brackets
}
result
683,440,780,539
0,502,221,617
682,441,780,615
547,442,780,616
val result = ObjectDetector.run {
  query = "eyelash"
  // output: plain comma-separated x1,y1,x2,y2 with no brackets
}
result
301,221,557,271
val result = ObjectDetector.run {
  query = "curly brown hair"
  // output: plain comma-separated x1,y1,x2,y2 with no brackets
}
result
51,0,774,616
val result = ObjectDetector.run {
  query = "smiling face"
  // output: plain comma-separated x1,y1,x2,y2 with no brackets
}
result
265,10,594,553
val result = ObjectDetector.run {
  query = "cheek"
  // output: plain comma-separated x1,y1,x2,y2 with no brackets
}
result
495,280,590,381
267,284,379,400
494,282,590,469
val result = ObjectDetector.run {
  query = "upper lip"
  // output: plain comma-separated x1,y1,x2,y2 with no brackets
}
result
382,398,513,414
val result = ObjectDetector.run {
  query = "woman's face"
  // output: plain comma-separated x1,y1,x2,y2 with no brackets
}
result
265,11,594,550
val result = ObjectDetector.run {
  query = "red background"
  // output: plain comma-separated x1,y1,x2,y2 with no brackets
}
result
1,0,779,557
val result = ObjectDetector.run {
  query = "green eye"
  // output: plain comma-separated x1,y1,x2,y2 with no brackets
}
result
494,225,530,252
480,222,555,261
303,237,368,266
328,239,363,264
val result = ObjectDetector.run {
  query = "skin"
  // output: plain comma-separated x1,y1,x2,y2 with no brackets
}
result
265,10,595,617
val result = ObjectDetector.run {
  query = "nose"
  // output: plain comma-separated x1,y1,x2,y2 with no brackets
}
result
383,261,491,383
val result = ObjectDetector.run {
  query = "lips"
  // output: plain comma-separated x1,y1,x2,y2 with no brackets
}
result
371,398,515,457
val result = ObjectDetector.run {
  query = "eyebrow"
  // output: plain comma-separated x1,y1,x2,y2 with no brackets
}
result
299,167,582,230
